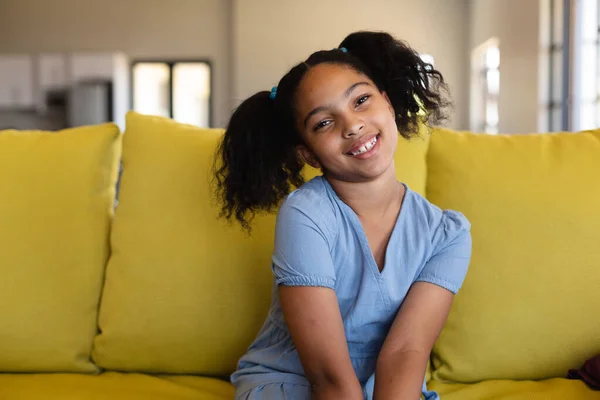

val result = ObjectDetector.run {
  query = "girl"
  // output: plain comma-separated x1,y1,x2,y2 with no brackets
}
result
215,31,472,400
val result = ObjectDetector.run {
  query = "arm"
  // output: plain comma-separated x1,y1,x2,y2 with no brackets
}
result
279,285,363,400
374,208,472,399
374,282,454,400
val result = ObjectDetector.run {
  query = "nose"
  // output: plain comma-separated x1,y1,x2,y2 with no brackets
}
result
342,114,365,139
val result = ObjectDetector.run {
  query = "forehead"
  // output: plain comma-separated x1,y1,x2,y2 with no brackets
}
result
295,63,372,112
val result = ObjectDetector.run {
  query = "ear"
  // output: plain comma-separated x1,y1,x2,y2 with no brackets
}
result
296,144,322,169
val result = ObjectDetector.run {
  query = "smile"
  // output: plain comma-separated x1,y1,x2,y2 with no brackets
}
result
347,135,379,156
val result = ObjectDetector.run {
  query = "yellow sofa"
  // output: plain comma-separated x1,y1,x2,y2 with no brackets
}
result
1,112,599,400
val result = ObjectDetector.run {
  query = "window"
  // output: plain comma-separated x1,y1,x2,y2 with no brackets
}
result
470,38,500,134
573,0,600,130
541,0,600,132
539,0,571,132
132,61,212,127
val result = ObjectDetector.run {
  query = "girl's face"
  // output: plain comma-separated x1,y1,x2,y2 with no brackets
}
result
294,63,398,183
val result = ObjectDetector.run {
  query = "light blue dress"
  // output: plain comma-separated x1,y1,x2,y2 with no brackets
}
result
231,176,472,399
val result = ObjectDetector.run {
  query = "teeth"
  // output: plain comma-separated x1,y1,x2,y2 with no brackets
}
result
351,136,378,156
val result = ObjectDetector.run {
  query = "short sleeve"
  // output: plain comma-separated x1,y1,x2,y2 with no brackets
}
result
416,210,472,294
271,191,337,289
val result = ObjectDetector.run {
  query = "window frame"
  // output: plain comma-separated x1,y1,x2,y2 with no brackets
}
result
470,37,500,134
572,0,600,130
130,59,213,127
539,0,572,132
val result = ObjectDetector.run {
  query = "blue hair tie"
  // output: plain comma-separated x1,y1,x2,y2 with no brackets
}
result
269,86,277,100
340,47,348,53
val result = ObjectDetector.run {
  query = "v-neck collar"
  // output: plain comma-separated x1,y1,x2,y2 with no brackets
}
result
320,177,411,278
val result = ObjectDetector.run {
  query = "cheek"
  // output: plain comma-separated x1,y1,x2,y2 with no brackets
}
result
371,98,396,125
386,103,397,124
306,137,334,158
374,105,397,131
389,116,398,132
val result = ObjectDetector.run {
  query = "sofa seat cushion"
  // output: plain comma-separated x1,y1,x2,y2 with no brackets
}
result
0,373,234,400
430,378,600,400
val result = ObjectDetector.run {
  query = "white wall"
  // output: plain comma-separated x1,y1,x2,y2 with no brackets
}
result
233,0,471,130
469,0,541,134
0,0,233,127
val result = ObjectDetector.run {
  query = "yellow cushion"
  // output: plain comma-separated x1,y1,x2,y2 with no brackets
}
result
0,124,122,373
426,128,600,382
0,373,234,400
303,126,430,196
430,378,600,400
392,128,430,196
93,112,276,375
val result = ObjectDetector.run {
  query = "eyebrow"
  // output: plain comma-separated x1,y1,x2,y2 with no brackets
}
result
302,81,372,128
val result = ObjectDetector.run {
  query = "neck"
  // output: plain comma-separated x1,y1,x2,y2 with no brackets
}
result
326,166,402,219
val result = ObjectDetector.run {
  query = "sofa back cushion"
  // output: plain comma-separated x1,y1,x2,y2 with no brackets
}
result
427,128,600,382
92,112,277,375
0,124,121,372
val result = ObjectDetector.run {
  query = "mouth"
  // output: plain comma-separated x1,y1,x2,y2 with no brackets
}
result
346,134,380,157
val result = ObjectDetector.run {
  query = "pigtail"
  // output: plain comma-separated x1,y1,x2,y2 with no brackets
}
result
339,31,451,138
214,91,304,232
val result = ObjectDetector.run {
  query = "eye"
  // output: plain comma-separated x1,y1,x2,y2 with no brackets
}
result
313,119,332,132
356,94,370,107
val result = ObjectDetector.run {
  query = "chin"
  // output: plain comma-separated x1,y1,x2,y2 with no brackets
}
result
345,163,395,183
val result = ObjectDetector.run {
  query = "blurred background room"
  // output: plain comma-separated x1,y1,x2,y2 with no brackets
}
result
0,0,597,134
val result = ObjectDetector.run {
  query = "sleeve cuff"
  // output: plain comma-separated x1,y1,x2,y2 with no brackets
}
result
276,275,335,289
415,274,460,294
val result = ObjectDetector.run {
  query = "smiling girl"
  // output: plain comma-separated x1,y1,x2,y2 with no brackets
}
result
215,31,472,400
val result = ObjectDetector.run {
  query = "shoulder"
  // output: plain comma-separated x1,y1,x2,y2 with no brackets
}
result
280,176,335,216
277,176,338,245
405,187,471,244
407,187,472,293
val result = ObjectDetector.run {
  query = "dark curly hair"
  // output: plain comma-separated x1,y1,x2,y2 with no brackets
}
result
214,31,451,231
